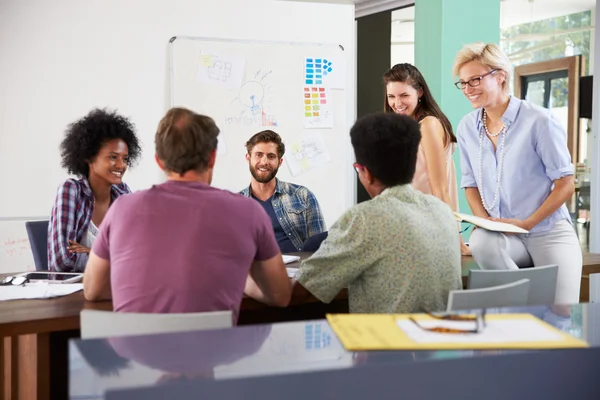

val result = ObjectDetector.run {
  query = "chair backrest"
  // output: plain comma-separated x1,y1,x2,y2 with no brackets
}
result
468,264,558,306
590,273,600,303
447,279,531,311
302,231,328,252
25,220,49,271
80,309,233,339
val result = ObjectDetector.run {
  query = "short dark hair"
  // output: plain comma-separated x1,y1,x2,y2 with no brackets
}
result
350,113,421,186
155,108,219,175
60,108,142,178
245,130,285,159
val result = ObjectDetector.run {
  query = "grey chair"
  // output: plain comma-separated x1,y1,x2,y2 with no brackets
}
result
25,220,49,271
447,279,531,311
468,264,558,306
590,273,600,303
80,310,233,339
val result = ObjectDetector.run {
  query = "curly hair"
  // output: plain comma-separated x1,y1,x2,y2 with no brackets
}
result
60,108,142,177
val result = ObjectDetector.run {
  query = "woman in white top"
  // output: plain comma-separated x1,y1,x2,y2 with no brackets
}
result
384,63,470,255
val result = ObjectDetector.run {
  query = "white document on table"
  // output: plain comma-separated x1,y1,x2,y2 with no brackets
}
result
286,268,299,278
396,318,563,344
0,282,83,301
282,255,301,264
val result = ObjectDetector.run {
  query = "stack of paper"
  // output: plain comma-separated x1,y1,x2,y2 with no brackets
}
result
454,213,529,234
0,282,83,301
326,313,587,350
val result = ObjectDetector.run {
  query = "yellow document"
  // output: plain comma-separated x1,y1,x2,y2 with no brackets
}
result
326,313,588,351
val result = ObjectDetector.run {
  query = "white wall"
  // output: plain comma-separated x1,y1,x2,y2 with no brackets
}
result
0,0,356,219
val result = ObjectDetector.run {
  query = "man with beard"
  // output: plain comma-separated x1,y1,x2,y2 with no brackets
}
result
240,130,326,253
83,108,292,318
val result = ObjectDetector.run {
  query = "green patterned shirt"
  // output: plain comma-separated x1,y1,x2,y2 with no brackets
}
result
296,185,462,313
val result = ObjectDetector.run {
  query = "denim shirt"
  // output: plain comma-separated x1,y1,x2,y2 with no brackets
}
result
457,96,573,233
240,179,326,251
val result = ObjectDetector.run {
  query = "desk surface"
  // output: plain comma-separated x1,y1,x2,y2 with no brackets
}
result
3,252,600,337
69,302,599,399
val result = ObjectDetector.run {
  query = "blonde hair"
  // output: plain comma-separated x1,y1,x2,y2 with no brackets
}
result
453,42,512,95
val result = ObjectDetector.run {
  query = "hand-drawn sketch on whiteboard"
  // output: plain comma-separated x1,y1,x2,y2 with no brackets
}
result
303,87,333,129
197,51,245,89
169,36,351,229
304,56,346,90
0,219,37,273
225,69,278,128
285,132,331,176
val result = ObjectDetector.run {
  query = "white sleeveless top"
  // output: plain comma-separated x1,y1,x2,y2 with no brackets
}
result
80,220,99,249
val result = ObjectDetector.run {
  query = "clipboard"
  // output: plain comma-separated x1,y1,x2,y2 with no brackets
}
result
326,313,587,351
454,213,529,234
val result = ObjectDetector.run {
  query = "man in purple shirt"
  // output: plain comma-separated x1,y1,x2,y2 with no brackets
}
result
83,108,292,321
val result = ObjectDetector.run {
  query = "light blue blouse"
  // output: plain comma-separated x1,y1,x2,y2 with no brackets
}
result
457,96,573,234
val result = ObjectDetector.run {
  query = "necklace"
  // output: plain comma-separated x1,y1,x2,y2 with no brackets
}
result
482,110,506,137
478,110,508,215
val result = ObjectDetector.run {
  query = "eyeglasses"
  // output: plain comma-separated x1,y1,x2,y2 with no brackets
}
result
409,309,487,334
353,162,364,174
454,69,498,90
0,276,29,286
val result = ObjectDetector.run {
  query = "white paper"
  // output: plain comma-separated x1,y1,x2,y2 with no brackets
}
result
396,318,563,344
304,55,346,90
197,51,245,90
286,267,299,278
0,282,83,301
302,87,333,129
454,213,529,234
282,255,301,264
285,133,331,176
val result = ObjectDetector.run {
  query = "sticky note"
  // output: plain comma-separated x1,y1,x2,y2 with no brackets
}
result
200,55,213,67
305,106,311,111
305,112,312,117
312,100,318,104
300,159,310,170
312,93,318,98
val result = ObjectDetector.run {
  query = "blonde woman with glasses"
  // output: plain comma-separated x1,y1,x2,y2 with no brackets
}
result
453,42,582,305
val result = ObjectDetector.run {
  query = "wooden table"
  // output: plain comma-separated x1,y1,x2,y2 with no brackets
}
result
2,251,599,399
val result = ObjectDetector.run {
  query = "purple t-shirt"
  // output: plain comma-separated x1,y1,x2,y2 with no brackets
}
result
92,180,280,321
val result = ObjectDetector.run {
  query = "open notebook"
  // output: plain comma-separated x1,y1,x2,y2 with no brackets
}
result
454,213,529,234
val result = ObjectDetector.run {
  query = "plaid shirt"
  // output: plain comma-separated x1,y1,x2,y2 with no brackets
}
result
48,178,131,272
240,179,326,251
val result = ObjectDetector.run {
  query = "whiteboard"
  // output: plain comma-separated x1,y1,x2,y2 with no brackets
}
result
0,218,43,273
169,36,353,228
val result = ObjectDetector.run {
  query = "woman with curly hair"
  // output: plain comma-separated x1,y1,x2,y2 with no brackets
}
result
48,109,142,272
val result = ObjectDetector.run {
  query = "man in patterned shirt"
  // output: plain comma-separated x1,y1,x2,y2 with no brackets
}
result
240,130,326,253
296,113,462,314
